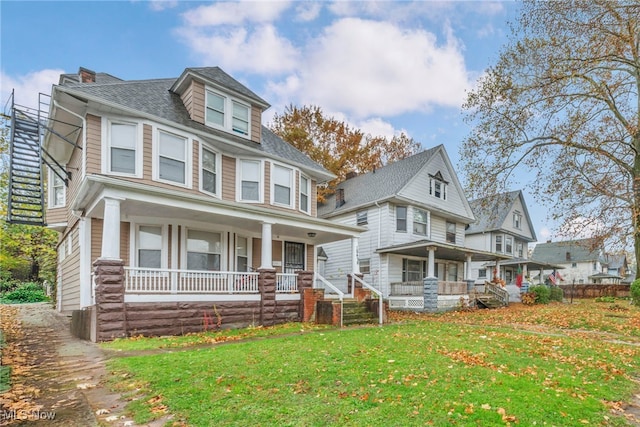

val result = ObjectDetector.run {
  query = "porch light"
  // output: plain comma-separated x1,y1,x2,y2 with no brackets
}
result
307,232,317,238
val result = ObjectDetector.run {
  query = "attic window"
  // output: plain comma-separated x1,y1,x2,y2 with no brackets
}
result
566,251,571,261
205,89,251,138
428,171,448,200
513,212,522,229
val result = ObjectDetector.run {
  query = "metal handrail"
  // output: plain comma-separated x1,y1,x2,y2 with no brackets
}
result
315,272,343,327
352,275,384,325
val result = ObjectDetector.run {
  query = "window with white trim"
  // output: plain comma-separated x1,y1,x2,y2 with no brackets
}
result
157,129,188,185
495,235,503,253
205,89,251,138
356,210,368,226
479,268,487,279
359,258,371,274
517,242,524,258
396,206,407,232
446,221,456,244
239,160,262,202
513,212,522,229
413,208,428,236
236,236,249,272
107,120,139,176
429,172,448,200
186,229,222,271
201,146,218,195
299,175,310,213
137,225,162,268
402,258,426,282
505,236,513,254
50,170,65,208
272,164,294,207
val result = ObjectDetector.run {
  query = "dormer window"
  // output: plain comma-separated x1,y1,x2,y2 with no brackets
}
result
429,171,448,200
206,89,250,138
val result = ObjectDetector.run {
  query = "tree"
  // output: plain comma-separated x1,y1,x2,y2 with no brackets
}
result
270,105,421,201
461,0,640,267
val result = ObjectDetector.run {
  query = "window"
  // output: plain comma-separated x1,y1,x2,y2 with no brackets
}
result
513,212,522,229
517,242,524,258
201,147,218,195
495,235,503,252
413,208,428,235
236,236,249,272
565,251,571,261
505,236,513,254
447,264,458,282
108,121,138,175
186,229,221,271
402,258,426,282
572,262,577,268
239,160,261,202
446,221,456,244
356,210,368,226
478,268,487,279
205,90,251,138
396,206,407,232
137,226,162,268
359,258,371,274
429,176,447,200
232,101,249,136
272,164,293,206
299,175,310,213
157,130,188,185
50,171,65,207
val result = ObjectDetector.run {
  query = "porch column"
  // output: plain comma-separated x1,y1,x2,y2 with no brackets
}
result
260,222,273,269
101,197,122,259
426,246,437,278
351,237,360,274
465,254,473,280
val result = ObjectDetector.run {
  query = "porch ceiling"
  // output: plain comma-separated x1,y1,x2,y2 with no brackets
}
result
482,258,566,270
376,240,509,262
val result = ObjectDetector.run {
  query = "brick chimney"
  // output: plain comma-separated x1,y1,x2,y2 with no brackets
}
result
79,67,96,83
335,188,345,208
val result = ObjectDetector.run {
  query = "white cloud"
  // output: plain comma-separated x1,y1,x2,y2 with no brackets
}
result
356,117,400,140
295,2,322,22
559,216,605,240
181,1,291,27
0,69,63,111
293,18,472,118
148,0,178,12
176,24,299,75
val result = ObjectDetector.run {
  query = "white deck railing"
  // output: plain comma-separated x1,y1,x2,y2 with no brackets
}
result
125,267,259,294
276,273,298,293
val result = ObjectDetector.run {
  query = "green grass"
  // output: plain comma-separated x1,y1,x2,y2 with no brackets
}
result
0,331,9,393
106,303,640,426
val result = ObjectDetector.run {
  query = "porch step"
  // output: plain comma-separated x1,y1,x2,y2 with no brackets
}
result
475,295,504,309
342,300,377,325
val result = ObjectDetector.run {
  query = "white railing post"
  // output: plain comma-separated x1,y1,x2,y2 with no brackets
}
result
352,274,384,325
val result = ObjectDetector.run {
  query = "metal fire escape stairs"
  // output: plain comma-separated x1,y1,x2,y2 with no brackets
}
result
3,90,82,226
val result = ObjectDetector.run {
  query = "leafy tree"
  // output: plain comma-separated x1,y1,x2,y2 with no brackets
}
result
461,1,640,266
270,105,421,201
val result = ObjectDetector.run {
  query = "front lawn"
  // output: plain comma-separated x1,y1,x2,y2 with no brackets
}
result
105,300,640,426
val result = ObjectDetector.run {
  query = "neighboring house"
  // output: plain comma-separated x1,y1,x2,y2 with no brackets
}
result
9,66,363,340
317,145,505,308
465,190,539,285
531,238,606,284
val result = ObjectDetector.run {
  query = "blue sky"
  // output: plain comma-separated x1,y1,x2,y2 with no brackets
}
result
1,0,555,243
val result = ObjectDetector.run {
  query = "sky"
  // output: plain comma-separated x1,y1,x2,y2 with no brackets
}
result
0,0,558,244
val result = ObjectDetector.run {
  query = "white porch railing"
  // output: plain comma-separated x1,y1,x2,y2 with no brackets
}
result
351,274,384,325
276,273,298,293
315,273,344,327
125,267,259,294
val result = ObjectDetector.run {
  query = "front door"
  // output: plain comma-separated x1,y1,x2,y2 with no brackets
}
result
284,242,305,273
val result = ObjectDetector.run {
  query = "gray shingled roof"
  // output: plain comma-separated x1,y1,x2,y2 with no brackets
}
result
185,67,269,107
466,190,521,234
531,238,603,264
57,72,328,177
318,146,440,217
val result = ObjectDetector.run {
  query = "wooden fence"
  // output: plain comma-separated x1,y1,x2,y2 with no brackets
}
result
557,284,630,299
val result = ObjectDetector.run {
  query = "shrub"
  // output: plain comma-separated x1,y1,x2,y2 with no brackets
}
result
549,286,563,302
521,292,536,305
631,279,640,306
0,282,49,304
529,285,551,304
595,296,617,303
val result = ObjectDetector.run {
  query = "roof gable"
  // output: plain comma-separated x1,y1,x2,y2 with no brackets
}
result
532,238,603,263
466,190,537,241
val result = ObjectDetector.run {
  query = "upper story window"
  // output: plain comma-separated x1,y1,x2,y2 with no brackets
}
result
356,210,368,226
505,236,513,254
200,146,219,196
156,129,188,185
299,175,310,214
517,242,524,258
513,212,522,229
446,221,456,244
413,208,428,236
359,258,371,274
396,206,407,232
272,164,294,207
429,171,448,200
206,89,250,138
239,159,262,202
495,235,503,252
186,229,222,271
49,170,65,208
137,225,163,268
106,120,142,177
